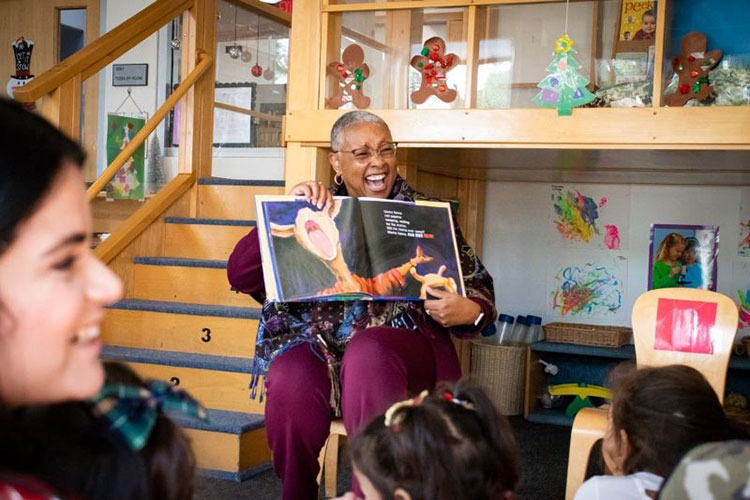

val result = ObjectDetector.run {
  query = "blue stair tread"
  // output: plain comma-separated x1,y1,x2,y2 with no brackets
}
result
165,217,256,227
108,299,261,319
134,257,227,269
101,345,255,374
170,409,264,434
198,463,273,482
199,177,284,187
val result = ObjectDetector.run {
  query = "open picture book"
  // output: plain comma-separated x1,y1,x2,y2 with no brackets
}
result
255,195,465,302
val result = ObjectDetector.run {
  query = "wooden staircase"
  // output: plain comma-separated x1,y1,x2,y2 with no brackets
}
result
100,177,285,480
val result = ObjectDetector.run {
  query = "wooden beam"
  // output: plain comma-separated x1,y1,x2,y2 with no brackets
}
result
319,12,342,109
187,0,218,181
465,6,486,108
652,0,670,107
287,0,323,112
285,107,750,148
14,0,193,102
324,0,594,13
94,173,196,264
232,0,292,27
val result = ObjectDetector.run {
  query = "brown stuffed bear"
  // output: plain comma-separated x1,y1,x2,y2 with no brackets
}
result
665,31,722,107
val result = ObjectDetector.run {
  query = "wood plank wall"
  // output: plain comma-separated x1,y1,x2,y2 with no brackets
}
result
0,0,100,180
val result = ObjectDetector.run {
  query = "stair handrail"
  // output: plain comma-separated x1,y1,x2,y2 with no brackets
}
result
87,50,211,202
13,0,193,103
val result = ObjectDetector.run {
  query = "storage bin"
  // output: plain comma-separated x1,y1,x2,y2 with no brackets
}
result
543,322,631,348
469,342,526,415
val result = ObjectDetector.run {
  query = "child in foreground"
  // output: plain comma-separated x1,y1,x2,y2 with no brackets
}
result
338,380,518,500
21,362,204,500
575,364,749,500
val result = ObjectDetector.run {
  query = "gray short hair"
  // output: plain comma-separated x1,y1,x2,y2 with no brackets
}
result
330,111,389,151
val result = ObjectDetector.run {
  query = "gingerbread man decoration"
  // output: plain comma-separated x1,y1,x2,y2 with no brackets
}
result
326,44,370,109
665,32,722,107
410,37,459,104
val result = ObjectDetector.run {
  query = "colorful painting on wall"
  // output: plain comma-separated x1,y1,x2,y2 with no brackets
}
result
732,261,750,330
106,114,145,200
548,254,627,318
550,184,630,250
648,224,718,291
738,188,750,256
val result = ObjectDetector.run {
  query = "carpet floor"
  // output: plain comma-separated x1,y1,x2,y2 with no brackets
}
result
193,417,574,499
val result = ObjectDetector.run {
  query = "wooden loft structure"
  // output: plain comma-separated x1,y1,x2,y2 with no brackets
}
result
283,0,750,187
283,0,750,370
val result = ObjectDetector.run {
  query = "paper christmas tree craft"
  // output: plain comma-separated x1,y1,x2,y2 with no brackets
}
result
533,34,595,116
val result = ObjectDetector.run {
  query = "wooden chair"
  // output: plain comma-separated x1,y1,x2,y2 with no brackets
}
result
317,419,347,498
564,288,739,500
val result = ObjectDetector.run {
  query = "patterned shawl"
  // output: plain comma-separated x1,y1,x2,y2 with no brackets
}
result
249,176,495,413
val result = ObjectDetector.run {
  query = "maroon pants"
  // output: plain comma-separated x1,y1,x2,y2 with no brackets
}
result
264,326,452,500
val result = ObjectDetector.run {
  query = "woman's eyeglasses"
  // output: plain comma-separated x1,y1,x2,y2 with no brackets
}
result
334,143,398,162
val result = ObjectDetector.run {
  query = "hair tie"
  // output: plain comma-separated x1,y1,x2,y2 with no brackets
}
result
90,380,208,451
442,391,476,412
384,390,429,428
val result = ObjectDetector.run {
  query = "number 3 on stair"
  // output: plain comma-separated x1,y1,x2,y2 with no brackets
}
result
201,328,211,343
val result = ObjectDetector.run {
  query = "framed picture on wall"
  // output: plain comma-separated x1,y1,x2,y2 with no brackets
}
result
648,224,719,291
213,82,257,147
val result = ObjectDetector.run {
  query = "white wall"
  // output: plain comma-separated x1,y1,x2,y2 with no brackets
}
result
482,182,747,338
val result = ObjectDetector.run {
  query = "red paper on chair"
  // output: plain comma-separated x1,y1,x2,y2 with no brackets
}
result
654,298,717,354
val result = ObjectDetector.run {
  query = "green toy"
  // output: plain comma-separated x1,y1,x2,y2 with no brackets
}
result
549,382,612,418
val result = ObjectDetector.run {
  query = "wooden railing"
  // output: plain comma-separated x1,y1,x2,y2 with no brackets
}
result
12,0,218,263
87,50,211,202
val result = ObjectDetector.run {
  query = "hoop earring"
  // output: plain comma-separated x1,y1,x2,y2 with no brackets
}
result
334,174,343,186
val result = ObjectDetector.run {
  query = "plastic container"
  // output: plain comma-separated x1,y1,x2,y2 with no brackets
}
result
509,315,528,345
496,314,515,345
479,323,499,344
526,315,544,343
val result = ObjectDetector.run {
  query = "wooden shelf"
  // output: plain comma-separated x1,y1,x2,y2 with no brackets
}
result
531,341,635,360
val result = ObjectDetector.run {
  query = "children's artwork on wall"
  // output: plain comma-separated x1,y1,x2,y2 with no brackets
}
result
410,37,459,105
738,188,750,256
548,254,627,319
648,224,719,291
326,44,371,109
732,261,750,330
106,114,146,200
549,184,630,250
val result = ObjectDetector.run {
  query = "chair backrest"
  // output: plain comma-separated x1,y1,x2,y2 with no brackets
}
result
632,288,738,402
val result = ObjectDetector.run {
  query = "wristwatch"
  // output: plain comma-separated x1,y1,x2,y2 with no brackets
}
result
473,310,485,326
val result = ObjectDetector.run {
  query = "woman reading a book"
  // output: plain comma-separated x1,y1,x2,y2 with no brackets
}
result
227,110,496,500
